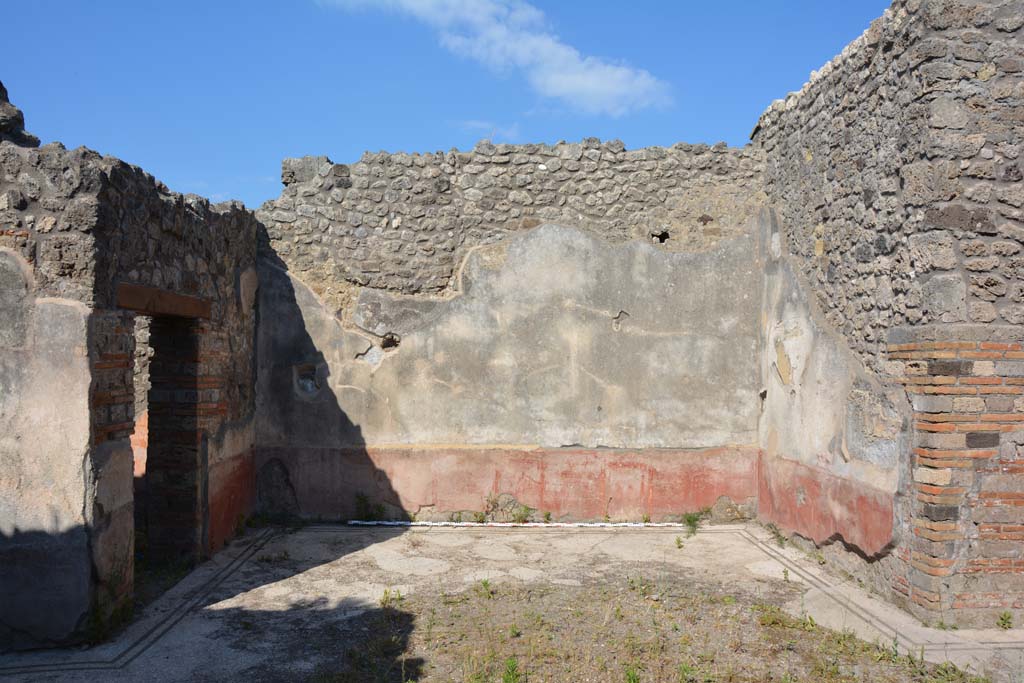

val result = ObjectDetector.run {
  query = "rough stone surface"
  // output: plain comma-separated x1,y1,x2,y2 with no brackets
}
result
256,141,765,314
753,0,1024,371
0,135,261,648
3,0,1024,647
0,81,39,148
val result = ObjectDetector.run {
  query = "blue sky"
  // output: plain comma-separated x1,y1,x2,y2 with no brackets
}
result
6,1,889,208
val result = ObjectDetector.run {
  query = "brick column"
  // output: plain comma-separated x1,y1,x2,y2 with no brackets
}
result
87,309,137,629
887,336,1024,625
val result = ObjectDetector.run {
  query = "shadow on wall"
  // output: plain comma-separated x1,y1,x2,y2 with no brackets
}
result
0,526,92,651
253,225,410,522
1,227,411,653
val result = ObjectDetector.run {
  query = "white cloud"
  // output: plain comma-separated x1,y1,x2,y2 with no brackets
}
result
321,0,671,117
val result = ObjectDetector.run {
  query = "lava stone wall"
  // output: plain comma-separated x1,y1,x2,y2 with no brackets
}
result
753,0,1023,371
257,140,765,314
1,107,261,647
753,0,1024,627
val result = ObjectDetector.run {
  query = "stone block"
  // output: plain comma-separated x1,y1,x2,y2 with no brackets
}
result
922,274,967,322
909,231,957,271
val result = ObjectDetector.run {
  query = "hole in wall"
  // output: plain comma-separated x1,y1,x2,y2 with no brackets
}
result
381,332,401,350
650,230,670,244
698,214,714,225
294,363,322,395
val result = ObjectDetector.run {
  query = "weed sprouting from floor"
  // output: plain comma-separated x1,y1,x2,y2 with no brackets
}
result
476,579,494,599
379,587,403,609
997,611,1013,630
682,508,711,537
675,536,684,549
642,513,651,524
448,511,463,523
512,505,532,524
312,557,996,683
765,522,787,547
754,604,816,631
255,550,290,563
502,657,522,683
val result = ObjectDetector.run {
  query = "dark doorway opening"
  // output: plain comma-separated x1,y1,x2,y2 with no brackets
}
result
146,315,205,562
131,314,204,605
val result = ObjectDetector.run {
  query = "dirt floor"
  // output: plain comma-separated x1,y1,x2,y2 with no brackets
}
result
301,545,987,683
308,578,995,683
2,524,1017,683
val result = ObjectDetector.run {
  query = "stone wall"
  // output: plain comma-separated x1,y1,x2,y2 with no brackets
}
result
254,136,769,523
0,87,261,648
257,140,764,313
2,0,1022,646
753,0,1024,626
753,0,1023,371
256,220,765,521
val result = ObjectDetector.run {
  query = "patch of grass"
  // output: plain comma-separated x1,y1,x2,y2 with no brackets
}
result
379,587,403,609
997,611,1013,630
682,508,711,537
753,604,815,631
765,522,787,547
928,662,993,683
472,511,487,524
543,511,552,523
475,579,494,599
511,504,532,524
675,536,684,549
642,513,651,524
502,657,522,683
627,576,653,598
313,565,997,683
255,550,291,563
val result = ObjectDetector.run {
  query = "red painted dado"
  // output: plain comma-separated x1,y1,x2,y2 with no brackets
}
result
208,450,256,552
257,445,761,521
758,454,894,557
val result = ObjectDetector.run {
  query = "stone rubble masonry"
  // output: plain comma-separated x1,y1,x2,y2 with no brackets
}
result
0,87,262,647
1,0,1023,647
256,139,765,315
752,0,1024,374
0,81,38,147
751,0,1023,626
